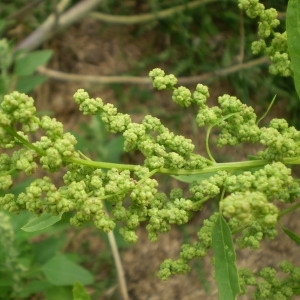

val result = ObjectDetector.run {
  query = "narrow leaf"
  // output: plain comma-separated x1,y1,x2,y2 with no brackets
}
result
281,226,300,245
287,0,300,98
212,215,240,300
42,255,94,286
21,213,62,232
14,50,53,76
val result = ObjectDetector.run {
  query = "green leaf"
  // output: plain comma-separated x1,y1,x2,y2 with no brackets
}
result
72,282,91,300
45,286,73,300
287,0,300,98
212,215,240,300
15,75,48,93
104,136,124,162
21,213,62,232
281,226,300,245
172,172,216,183
32,235,67,265
41,254,94,286
14,50,53,76
18,280,52,298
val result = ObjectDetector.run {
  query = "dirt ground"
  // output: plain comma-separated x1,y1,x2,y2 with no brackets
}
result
30,14,300,300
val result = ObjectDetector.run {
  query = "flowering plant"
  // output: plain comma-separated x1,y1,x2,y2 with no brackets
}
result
1,0,300,298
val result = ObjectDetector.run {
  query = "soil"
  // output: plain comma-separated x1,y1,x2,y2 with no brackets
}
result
13,7,300,300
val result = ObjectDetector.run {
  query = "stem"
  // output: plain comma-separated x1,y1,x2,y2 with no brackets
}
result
67,156,300,176
256,95,277,125
0,169,17,176
103,205,129,300
3,126,45,156
5,127,300,176
205,125,216,162
90,0,215,24
37,56,269,86
15,0,104,52
279,203,300,218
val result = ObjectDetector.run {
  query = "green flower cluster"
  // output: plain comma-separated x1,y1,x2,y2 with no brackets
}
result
258,118,300,161
0,92,39,148
0,91,79,195
239,261,300,299
149,68,261,148
74,88,212,170
224,162,298,202
238,0,291,77
221,162,299,248
215,94,260,146
0,66,299,296
146,188,204,242
158,213,219,279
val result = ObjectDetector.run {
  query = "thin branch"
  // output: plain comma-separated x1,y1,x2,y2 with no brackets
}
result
90,0,216,25
15,0,104,52
37,56,269,85
106,219,129,300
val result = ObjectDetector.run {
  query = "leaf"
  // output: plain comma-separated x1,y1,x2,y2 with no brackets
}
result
41,254,94,286
72,282,91,300
104,136,124,162
287,0,300,98
15,75,48,93
44,286,73,300
21,213,62,232
14,50,53,76
212,215,240,300
18,280,52,298
281,226,300,245
172,172,216,183
32,235,67,265
173,164,262,184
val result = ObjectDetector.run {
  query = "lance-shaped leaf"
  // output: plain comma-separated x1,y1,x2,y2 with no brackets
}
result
212,214,240,300
22,213,63,232
287,0,300,98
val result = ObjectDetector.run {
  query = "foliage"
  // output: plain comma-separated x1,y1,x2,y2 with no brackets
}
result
0,38,52,99
0,210,94,299
0,0,300,299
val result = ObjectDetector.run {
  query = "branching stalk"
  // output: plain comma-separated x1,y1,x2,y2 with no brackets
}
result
37,57,269,85
15,0,104,52
90,0,215,24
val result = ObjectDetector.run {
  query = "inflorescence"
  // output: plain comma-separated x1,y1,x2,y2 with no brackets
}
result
1,0,300,292
0,68,299,290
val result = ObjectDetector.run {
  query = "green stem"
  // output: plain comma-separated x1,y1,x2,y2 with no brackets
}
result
256,95,277,125
4,126,45,156
204,112,239,163
0,168,17,176
279,203,300,218
67,156,300,176
5,126,300,178
205,125,216,162
90,0,216,25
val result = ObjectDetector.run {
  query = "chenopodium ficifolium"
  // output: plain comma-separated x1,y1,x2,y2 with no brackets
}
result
238,0,291,77
0,68,300,294
239,261,300,299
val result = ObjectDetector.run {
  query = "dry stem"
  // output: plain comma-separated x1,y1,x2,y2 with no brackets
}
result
37,56,269,86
